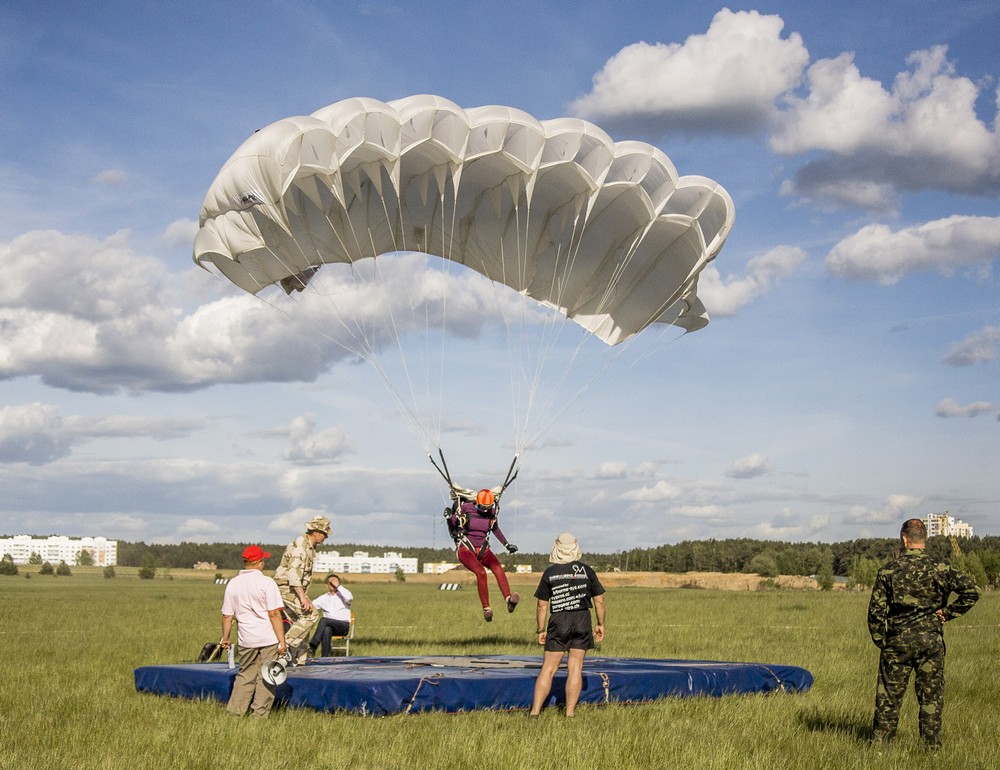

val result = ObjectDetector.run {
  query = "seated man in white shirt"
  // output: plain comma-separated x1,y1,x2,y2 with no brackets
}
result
308,573,354,656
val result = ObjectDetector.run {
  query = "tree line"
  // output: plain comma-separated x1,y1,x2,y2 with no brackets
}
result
109,535,1000,588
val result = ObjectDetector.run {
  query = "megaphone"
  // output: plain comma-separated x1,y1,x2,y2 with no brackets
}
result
262,651,292,686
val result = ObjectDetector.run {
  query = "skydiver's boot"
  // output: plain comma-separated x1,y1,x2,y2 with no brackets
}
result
483,607,493,622
507,592,520,613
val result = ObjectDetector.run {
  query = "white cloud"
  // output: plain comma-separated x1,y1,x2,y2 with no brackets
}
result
749,513,827,541
176,517,223,538
622,479,682,502
826,215,1000,284
571,9,808,132
774,46,1000,206
942,326,1000,366
595,461,628,479
0,232,526,395
725,453,772,479
267,506,332,535
671,504,728,519
92,169,128,185
0,402,200,465
936,398,999,419
844,495,922,524
575,18,1000,210
0,403,75,464
66,414,200,440
886,494,922,513
162,218,199,247
285,414,353,465
698,245,805,315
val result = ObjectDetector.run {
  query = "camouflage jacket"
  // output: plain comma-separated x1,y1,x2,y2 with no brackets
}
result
273,534,316,590
867,548,980,649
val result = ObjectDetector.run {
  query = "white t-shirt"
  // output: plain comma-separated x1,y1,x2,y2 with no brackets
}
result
221,569,283,648
313,585,354,623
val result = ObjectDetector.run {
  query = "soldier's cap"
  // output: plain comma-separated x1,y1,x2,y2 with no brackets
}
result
242,545,270,561
306,515,331,535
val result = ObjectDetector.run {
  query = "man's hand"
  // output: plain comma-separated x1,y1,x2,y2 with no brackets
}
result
506,543,518,554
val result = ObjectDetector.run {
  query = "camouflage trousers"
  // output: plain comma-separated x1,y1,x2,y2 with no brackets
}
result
872,635,946,748
278,585,321,662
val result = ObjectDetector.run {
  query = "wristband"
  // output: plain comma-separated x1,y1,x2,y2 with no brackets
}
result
536,629,544,634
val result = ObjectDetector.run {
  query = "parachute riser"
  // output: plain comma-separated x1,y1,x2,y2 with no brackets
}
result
431,449,518,504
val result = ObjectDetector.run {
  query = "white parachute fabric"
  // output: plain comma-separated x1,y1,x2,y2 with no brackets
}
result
194,95,735,347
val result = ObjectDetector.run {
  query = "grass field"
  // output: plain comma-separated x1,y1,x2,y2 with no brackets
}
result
0,570,996,770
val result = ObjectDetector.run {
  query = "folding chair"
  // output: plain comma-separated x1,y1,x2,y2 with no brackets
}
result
327,613,355,657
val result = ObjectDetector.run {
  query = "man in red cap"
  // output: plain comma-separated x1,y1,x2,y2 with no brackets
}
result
220,545,287,717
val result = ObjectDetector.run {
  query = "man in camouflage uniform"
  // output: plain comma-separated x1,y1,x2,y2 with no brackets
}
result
867,518,979,749
274,515,331,664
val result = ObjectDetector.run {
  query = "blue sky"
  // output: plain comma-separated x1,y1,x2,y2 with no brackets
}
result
1,1,997,553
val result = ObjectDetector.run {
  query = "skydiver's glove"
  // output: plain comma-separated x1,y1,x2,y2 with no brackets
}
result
506,543,518,554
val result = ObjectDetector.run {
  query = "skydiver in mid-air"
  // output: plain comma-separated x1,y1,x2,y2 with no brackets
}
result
432,452,520,622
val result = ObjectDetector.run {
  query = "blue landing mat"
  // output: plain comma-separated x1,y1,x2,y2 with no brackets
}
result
134,655,813,715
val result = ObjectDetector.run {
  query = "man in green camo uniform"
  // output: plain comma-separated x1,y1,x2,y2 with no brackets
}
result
867,518,979,749
274,515,331,664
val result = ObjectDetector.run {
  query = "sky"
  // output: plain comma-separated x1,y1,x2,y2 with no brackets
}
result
1,1,997,554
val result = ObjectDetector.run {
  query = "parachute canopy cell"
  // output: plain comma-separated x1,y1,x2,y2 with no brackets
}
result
194,95,735,345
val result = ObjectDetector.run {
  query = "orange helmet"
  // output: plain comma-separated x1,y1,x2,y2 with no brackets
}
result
475,489,495,512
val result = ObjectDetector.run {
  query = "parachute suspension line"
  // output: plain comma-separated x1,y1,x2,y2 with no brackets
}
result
505,189,643,452
475,175,536,458
517,192,583,453
245,241,436,452
351,173,448,451
628,314,689,368
593,230,644,319
489,185,589,455
433,164,464,450
508,184,546,456
515,207,597,452
294,179,442,452
200,267,363,364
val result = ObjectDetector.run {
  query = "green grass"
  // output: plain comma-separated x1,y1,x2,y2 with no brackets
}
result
0,573,996,770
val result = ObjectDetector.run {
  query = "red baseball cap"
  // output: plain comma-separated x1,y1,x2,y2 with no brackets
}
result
242,545,271,561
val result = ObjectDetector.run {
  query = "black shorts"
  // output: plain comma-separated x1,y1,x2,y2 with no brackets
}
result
544,609,594,652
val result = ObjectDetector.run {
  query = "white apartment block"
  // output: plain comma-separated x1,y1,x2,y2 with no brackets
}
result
924,512,974,539
0,535,118,566
423,562,460,574
314,550,418,574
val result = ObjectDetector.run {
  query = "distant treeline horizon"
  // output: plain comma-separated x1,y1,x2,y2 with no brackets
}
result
72,534,999,585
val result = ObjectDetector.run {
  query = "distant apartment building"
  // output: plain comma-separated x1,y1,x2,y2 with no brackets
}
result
924,512,974,538
314,550,418,574
423,562,460,574
0,535,118,566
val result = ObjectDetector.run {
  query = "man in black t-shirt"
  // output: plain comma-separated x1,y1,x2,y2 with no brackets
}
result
529,532,606,717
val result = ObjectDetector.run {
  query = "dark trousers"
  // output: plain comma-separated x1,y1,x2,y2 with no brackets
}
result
309,617,351,656
872,635,946,747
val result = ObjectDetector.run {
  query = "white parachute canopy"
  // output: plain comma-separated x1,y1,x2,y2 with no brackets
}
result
195,95,734,345
193,95,735,455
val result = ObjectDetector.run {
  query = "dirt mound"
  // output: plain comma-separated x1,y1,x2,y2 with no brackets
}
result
364,571,820,591
593,571,819,590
